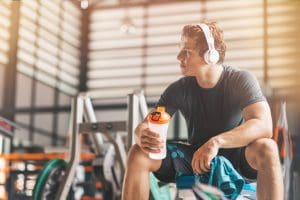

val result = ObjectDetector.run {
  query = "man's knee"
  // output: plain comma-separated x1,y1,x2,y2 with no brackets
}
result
245,138,279,170
127,144,162,172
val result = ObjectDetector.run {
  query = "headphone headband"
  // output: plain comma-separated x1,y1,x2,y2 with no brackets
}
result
197,23,215,52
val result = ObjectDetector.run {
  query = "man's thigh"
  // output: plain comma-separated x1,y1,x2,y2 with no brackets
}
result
219,147,257,181
153,142,196,183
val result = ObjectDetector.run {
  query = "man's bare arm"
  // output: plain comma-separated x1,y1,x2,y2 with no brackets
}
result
213,101,273,148
192,101,273,174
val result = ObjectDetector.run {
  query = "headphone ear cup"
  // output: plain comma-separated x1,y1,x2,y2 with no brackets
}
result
205,49,219,65
209,49,219,65
203,50,210,65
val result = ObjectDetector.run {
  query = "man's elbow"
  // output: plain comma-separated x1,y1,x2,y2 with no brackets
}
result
265,128,273,139
253,118,273,138
262,120,273,139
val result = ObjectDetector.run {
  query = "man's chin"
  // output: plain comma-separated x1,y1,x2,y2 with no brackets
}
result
180,69,187,76
181,69,190,76
181,72,195,77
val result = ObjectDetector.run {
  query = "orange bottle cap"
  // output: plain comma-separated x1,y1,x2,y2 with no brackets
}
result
148,106,170,124
157,106,165,112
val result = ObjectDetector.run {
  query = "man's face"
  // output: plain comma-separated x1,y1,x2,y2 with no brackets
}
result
177,36,204,76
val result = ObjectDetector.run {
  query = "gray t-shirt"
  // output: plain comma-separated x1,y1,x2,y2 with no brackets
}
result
157,65,266,146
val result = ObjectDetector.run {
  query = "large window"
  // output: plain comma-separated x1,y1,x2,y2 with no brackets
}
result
14,0,82,145
88,6,145,103
17,0,81,96
267,0,300,97
88,0,300,104
0,1,11,109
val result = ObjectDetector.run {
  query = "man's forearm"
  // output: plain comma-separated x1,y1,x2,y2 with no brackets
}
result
213,118,273,149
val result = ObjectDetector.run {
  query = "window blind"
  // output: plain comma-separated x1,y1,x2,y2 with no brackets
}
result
16,0,81,96
80,0,299,103
88,6,145,102
267,0,300,97
0,1,11,66
0,1,11,109
88,0,285,103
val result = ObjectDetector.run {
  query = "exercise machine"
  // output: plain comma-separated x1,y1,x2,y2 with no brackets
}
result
33,90,173,200
33,93,127,200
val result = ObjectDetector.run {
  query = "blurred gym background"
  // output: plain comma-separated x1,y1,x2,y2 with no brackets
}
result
0,0,299,199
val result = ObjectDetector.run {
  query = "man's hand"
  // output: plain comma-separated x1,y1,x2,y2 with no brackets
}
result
137,127,164,154
192,138,219,174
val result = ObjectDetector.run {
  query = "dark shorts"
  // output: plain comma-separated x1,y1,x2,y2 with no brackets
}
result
153,142,257,183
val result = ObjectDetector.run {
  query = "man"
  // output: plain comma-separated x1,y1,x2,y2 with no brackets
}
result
122,20,283,200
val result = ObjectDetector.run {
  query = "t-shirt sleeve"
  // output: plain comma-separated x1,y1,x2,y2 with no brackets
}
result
233,70,266,110
155,80,183,116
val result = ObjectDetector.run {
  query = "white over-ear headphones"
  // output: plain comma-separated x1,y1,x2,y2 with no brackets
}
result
197,23,219,65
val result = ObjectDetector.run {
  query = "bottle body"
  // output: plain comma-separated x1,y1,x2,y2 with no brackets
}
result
148,122,169,159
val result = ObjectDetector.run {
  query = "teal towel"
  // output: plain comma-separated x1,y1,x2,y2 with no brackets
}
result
196,156,245,199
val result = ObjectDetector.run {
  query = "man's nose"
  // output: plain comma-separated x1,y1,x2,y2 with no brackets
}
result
177,51,184,61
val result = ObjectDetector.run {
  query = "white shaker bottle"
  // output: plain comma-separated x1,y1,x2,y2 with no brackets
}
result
148,106,170,159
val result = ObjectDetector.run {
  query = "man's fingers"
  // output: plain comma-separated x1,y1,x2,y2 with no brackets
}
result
192,153,202,174
193,158,210,175
141,144,161,153
200,158,210,173
193,158,201,174
144,128,160,139
192,157,195,172
141,135,163,147
204,159,211,171
141,141,160,149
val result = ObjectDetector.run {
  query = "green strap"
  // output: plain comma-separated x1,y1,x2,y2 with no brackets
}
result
32,158,67,200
